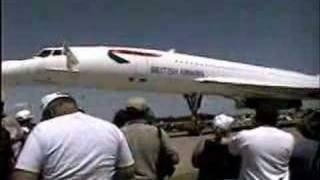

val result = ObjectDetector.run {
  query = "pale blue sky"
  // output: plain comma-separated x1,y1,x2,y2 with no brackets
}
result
3,0,319,74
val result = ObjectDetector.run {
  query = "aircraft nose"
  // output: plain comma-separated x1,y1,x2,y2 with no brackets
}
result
2,60,29,86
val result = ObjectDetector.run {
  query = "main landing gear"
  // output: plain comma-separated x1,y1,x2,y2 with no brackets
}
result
183,93,203,135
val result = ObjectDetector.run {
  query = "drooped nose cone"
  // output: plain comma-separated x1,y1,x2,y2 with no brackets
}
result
2,60,25,86
2,60,26,76
2,59,42,87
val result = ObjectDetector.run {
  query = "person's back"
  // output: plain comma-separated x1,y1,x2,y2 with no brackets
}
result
122,121,178,180
121,97,179,180
14,92,134,180
16,112,133,180
290,110,320,180
290,137,319,180
192,114,240,180
192,138,240,180
123,122,160,179
0,126,13,180
230,126,294,180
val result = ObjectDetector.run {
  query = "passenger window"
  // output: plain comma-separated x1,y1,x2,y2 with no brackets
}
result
37,50,52,57
53,50,62,56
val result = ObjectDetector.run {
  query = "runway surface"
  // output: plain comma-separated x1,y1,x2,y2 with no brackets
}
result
170,135,206,180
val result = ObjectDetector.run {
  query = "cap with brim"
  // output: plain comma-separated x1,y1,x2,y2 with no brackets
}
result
41,92,72,111
126,97,147,111
16,109,33,121
212,114,235,131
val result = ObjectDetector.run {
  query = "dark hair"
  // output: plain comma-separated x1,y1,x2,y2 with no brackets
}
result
126,107,145,120
255,107,279,126
113,109,130,128
298,110,320,141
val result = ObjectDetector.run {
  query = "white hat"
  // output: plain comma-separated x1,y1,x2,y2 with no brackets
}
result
126,97,147,111
212,114,235,131
15,109,33,121
41,92,72,111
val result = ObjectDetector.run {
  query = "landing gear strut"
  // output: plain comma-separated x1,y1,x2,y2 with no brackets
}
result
183,93,203,135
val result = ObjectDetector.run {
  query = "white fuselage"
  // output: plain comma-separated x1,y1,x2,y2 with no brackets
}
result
2,46,319,100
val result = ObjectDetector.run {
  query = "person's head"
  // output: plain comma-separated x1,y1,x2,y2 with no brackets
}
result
113,109,130,128
211,114,235,140
40,92,79,121
16,109,33,126
255,107,279,126
125,97,148,120
298,109,320,141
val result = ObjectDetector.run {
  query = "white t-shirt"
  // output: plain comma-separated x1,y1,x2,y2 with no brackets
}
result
229,126,295,180
16,112,134,180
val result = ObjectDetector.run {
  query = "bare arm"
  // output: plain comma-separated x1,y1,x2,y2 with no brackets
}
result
12,169,39,180
113,164,135,180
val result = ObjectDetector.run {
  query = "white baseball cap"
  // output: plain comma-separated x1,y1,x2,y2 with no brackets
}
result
40,92,73,111
15,109,33,121
212,114,235,131
126,97,148,111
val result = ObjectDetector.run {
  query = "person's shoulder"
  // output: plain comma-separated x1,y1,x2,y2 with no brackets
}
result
36,112,116,131
269,126,294,138
262,126,295,145
127,120,157,129
124,123,160,138
77,112,107,122
79,113,126,140
250,126,278,135
231,128,260,143
235,129,252,138
145,123,159,131
280,129,295,143
296,137,319,151
81,113,121,129
26,120,53,141
36,113,70,128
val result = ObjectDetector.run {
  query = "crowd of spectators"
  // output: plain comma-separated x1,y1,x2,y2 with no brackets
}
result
1,92,319,180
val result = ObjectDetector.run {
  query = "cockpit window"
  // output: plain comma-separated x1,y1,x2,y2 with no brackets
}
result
37,50,52,57
53,50,63,56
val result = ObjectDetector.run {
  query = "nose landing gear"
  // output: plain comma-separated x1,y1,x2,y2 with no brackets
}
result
183,93,203,135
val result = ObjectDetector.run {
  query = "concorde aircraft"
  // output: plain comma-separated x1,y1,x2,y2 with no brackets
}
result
2,45,320,117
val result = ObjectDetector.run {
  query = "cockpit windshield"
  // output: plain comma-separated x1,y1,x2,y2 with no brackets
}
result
53,50,63,56
36,48,64,57
37,50,52,57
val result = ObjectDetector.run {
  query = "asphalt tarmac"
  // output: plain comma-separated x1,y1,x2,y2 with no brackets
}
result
170,135,207,180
